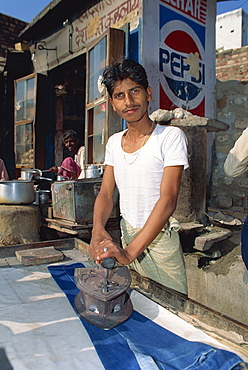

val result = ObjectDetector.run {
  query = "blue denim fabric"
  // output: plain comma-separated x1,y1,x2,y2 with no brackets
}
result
241,216,248,270
48,264,245,370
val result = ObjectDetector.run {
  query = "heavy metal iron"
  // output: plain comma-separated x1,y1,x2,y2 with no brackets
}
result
74,265,133,330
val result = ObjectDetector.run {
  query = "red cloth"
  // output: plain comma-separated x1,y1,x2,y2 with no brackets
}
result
58,157,81,179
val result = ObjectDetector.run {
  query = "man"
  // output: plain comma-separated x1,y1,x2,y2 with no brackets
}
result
224,127,248,275
89,58,189,294
49,129,85,179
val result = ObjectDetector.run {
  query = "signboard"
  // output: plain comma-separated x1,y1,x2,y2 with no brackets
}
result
159,0,209,116
31,0,140,74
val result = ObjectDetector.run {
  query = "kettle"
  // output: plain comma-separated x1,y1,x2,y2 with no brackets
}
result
85,165,103,178
20,168,42,181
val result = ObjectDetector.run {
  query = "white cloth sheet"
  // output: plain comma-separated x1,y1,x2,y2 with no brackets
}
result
0,263,247,369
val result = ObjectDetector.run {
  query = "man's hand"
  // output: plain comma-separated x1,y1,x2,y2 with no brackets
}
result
89,228,112,263
49,166,58,173
94,238,134,266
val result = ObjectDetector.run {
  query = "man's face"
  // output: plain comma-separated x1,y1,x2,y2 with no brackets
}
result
64,136,79,154
110,78,152,124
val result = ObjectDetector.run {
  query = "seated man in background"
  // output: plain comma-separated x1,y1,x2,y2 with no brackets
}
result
0,158,9,180
49,130,85,180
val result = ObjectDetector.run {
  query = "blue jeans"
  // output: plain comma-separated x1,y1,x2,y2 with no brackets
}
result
241,216,248,269
48,263,245,370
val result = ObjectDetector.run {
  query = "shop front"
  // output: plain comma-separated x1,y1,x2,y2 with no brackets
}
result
13,0,217,225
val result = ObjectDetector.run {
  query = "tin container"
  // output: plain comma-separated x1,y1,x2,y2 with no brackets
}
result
51,179,119,224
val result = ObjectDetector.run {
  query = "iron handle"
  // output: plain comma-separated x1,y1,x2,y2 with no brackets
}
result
101,257,115,269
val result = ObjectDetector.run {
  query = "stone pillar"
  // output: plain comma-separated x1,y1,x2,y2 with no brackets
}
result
174,126,207,224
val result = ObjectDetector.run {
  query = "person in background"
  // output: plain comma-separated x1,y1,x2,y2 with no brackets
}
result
89,58,189,294
49,129,85,180
224,127,248,279
0,158,9,180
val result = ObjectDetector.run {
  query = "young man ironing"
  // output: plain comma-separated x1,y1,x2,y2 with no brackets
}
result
89,58,189,294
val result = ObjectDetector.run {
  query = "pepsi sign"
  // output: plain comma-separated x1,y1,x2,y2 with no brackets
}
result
159,5,206,115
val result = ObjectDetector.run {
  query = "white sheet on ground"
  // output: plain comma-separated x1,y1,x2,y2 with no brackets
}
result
0,263,247,370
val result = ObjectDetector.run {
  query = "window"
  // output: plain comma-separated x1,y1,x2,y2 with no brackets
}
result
85,28,124,165
14,74,36,167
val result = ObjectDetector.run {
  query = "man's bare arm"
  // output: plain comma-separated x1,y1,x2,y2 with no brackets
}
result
89,165,116,261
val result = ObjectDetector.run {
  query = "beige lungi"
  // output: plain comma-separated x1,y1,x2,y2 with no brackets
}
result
120,218,188,295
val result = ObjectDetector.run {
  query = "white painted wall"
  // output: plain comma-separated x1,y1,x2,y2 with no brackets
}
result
216,8,248,51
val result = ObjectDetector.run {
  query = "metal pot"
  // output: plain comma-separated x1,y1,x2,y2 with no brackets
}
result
39,190,50,205
20,168,42,180
85,165,103,178
56,174,65,181
0,180,35,204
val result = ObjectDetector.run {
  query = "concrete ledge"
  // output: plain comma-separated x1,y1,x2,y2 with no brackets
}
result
194,227,232,251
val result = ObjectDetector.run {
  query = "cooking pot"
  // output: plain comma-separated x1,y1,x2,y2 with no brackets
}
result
39,190,50,205
56,174,65,181
85,165,103,178
0,180,35,204
20,168,42,180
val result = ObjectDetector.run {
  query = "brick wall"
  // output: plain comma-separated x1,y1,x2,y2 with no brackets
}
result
0,13,27,70
216,46,248,82
210,46,248,217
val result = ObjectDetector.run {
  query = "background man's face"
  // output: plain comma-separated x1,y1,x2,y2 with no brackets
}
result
64,136,79,154
110,78,152,124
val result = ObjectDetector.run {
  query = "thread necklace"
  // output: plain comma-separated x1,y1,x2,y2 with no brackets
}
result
123,121,155,165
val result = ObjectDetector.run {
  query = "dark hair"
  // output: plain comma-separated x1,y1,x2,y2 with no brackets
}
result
62,129,78,142
102,58,149,97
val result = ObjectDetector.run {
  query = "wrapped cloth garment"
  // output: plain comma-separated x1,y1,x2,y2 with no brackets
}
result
121,217,188,295
58,157,81,179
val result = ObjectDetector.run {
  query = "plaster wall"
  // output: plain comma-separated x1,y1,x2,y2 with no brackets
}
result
216,8,248,51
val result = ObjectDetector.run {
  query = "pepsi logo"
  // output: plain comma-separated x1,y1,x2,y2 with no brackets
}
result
159,20,206,110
